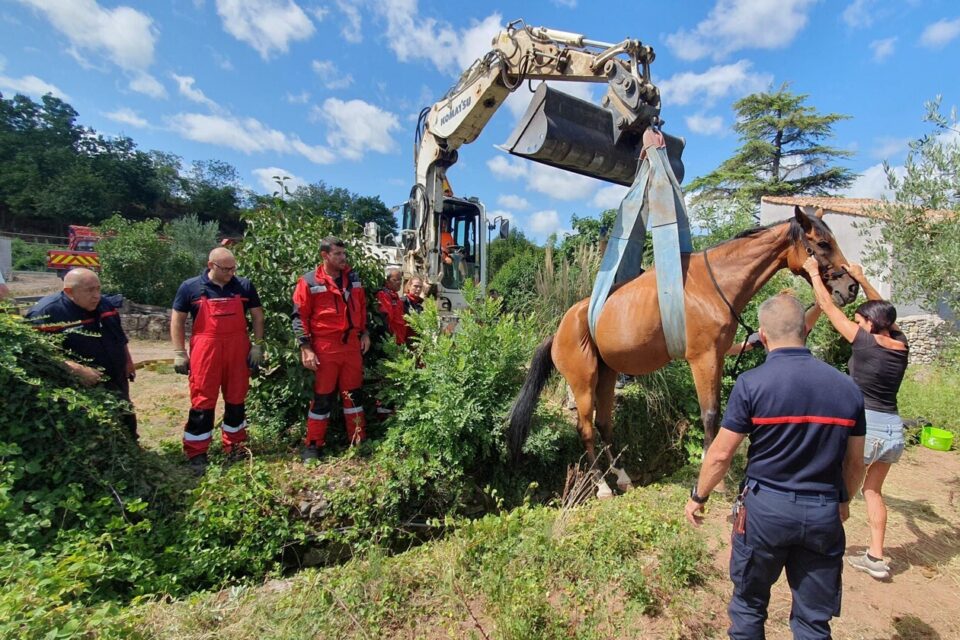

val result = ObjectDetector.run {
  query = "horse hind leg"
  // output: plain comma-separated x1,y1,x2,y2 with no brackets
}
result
595,363,634,493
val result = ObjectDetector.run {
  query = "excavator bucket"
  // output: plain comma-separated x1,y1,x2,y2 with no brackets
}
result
501,83,685,186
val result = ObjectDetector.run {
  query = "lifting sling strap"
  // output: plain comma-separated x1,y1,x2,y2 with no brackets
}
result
587,128,692,360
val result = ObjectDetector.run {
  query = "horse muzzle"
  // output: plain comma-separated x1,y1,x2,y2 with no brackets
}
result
827,273,860,306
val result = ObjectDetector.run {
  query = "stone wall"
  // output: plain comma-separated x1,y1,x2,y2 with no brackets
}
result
120,301,191,341
898,314,951,365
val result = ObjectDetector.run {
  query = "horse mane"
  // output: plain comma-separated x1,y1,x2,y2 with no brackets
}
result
709,215,834,250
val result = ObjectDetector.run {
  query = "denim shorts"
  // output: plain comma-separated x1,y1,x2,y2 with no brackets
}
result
864,409,905,465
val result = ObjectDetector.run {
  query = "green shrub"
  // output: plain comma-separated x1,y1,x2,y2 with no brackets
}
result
10,238,54,271
96,215,198,305
489,248,545,315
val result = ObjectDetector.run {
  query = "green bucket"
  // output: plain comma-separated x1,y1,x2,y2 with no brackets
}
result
921,427,954,452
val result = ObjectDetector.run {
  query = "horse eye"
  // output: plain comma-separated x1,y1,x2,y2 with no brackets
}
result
817,241,831,250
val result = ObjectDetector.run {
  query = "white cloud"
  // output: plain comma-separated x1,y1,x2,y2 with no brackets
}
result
214,0,314,59
504,81,595,120
920,18,960,49
0,72,70,100
871,136,911,160
376,2,502,75
658,60,772,107
104,107,148,128
839,163,907,200
17,0,158,71
285,90,310,104
313,98,401,160
487,155,529,180
336,0,362,43
666,0,817,61
311,59,354,89
529,209,561,236
497,194,530,210
685,113,725,135
171,74,218,110
591,184,628,209
128,72,166,98
310,6,328,21
486,209,516,225
252,166,306,193
870,37,896,62
551,0,576,7
528,164,596,201
842,0,875,29
167,112,336,163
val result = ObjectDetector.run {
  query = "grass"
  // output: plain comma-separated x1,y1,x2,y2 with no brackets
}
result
129,481,718,640
899,359,960,437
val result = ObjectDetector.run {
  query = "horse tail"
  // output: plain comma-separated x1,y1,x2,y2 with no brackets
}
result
507,335,556,463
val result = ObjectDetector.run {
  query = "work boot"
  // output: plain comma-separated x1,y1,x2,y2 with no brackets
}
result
301,443,319,463
187,453,209,476
847,552,890,579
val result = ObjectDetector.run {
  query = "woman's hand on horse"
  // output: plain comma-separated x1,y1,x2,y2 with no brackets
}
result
842,263,865,283
802,256,820,278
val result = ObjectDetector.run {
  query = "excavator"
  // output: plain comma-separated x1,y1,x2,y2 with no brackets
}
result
396,19,685,315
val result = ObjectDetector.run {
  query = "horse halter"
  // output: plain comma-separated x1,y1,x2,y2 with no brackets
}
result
799,235,847,285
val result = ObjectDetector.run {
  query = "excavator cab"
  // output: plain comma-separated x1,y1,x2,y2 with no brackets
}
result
437,198,483,293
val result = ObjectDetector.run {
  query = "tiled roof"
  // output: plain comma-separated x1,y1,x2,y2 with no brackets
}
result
761,195,956,221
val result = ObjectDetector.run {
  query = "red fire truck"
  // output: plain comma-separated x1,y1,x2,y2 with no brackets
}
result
46,225,100,277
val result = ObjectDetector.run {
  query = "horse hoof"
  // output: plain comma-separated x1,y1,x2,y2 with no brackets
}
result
617,482,634,492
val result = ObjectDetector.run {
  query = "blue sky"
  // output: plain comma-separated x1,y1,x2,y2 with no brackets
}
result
1,0,957,242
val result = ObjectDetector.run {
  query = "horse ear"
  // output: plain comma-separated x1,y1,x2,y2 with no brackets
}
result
794,206,813,232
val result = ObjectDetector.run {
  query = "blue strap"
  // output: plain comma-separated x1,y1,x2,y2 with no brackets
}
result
588,140,692,360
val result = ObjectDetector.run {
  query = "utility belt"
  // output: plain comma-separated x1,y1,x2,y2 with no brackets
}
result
743,478,840,505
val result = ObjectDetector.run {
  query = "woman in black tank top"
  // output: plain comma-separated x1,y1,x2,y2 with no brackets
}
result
804,259,908,580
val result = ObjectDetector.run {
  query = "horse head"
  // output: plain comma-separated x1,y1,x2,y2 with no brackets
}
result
787,206,859,306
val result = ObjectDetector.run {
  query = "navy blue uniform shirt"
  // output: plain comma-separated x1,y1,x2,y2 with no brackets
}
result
27,291,129,391
722,347,866,496
172,271,262,320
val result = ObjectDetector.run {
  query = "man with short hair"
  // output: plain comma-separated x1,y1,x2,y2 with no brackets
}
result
293,237,371,461
27,268,138,437
376,267,409,345
171,247,264,474
685,294,866,640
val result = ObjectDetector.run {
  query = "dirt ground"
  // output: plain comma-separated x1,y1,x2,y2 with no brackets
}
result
124,339,960,639
5,270,63,298
696,445,960,640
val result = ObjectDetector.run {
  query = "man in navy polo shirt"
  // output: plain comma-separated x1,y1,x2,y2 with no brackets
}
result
27,268,138,437
171,247,264,474
685,294,866,640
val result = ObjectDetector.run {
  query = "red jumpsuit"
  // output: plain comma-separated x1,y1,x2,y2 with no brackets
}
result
183,295,250,458
292,265,368,447
376,287,409,345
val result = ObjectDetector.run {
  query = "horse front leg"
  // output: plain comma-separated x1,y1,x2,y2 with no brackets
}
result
690,354,722,456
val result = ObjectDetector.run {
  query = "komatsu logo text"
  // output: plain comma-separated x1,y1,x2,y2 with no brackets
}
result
440,97,471,126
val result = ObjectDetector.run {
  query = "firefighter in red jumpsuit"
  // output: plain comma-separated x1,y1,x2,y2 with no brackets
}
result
293,236,371,462
375,267,409,346
171,247,265,475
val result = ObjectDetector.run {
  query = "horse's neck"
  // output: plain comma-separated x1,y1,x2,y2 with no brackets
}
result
705,224,792,312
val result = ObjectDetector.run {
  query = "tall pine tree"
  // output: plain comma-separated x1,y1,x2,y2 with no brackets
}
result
688,84,855,203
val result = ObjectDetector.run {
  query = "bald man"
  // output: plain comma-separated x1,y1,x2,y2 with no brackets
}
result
685,294,865,639
171,248,264,473
27,268,138,437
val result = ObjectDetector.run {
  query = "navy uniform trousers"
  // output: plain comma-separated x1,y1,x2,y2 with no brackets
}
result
729,483,845,640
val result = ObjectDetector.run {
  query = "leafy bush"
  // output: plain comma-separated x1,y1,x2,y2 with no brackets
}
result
10,238,54,271
96,215,199,305
489,248,544,314
165,213,220,267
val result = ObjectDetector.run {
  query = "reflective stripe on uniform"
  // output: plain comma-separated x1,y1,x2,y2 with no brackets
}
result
221,420,247,433
308,411,331,420
183,430,213,441
343,406,364,415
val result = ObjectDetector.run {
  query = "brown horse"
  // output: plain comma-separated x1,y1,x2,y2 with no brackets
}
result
507,207,859,497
